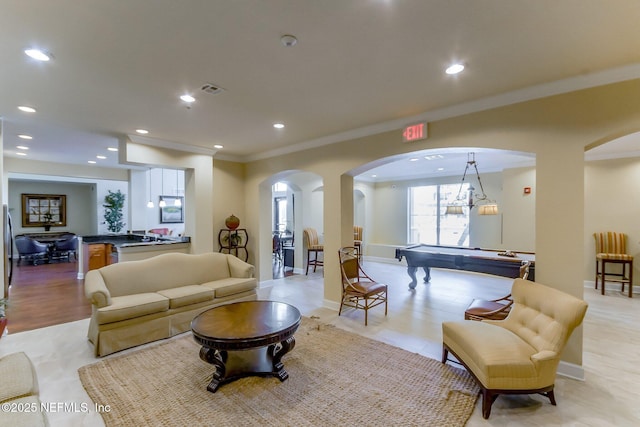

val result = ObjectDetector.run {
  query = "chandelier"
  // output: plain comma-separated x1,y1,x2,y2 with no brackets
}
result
445,152,498,215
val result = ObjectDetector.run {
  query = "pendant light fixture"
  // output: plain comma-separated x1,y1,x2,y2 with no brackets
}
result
146,169,154,208
158,169,166,207
445,152,498,215
174,170,182,207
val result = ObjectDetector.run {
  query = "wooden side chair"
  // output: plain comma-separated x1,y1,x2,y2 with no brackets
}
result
303,228,324,274
338,247,388,325
353,225,363,259
464,261,531,321
594,232,634,297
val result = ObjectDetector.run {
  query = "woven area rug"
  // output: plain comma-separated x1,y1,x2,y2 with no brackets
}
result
79,317,479,426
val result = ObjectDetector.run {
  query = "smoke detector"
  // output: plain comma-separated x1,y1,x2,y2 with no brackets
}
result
280,34,298,47
201,83,225,95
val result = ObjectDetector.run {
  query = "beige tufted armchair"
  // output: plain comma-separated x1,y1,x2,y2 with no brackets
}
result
442,278,588,419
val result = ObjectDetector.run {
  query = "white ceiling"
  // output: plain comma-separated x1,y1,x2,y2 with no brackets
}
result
2,1,640,180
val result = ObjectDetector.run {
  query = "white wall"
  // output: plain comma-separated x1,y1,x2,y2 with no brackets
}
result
95,180,129,234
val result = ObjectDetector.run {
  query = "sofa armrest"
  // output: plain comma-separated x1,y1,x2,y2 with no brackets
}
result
227,255,255,278
531,350,557,363
84,270,112,308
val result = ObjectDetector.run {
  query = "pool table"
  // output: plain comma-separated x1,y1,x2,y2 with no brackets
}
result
395,244,535,288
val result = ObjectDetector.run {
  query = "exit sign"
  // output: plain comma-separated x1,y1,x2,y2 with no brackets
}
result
402,122,428,142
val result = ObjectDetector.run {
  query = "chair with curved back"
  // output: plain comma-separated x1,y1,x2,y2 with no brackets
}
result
52,235,78,262
464,261,531,321
353,225,363,259
443,278,588,418
338,246,388,325
272,232,282,263
594,231,634,297
15,236,49,265
303,227,324,274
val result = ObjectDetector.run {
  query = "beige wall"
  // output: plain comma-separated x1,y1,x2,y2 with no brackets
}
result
585,157,640,282
245,79,640,366
122,139,215,254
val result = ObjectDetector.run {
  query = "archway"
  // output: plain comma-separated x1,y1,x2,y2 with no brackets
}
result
257,170,324,281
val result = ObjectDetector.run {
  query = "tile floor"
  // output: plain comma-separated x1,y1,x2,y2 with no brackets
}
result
1,261,638,426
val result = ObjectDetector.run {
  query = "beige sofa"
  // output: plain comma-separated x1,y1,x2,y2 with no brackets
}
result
0,352,48,426
84,252,258,357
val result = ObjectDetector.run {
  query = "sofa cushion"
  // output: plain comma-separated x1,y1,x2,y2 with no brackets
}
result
201,277,258,298
0,395,48,427
0,352,38,403
97,293,169,325
443,320,540,390
157,285,215,309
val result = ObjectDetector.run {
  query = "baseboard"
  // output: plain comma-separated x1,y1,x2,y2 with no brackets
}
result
365,255,406,265
557,361,585,381
323,299,341,312
584,280,637,295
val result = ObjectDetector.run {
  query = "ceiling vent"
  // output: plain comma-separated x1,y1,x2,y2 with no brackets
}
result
201,83,225,95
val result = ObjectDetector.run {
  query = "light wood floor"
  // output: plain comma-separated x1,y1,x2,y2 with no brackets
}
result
1,259,638,425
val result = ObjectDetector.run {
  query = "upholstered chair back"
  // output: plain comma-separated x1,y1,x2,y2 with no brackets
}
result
15,236,48,255
488,279,588,357
353,226,363,241
303,228,322,249
594,231,628,255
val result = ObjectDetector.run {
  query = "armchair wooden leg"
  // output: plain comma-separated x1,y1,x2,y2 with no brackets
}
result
541,389,556,406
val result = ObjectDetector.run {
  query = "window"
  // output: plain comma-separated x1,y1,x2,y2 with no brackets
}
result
274,197,287,232
408,184,469,246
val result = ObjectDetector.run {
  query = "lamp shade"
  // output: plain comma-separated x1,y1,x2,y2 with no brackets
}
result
478,204,499,215
445,205,464,215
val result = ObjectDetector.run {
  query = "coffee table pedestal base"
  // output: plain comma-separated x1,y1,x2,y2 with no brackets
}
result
199,336,296,393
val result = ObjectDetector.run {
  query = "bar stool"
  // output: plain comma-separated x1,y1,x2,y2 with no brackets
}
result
594,232,634,297
303,228,323,274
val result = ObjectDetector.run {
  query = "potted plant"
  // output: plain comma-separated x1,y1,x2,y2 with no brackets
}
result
43,212,53,231
103,190,126,233
0,298,7,338
222,232,243,247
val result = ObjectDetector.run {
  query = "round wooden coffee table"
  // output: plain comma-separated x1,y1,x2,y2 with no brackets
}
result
191,300,301,393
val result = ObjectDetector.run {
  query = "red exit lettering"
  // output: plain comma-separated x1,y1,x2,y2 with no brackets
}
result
402,123,427,142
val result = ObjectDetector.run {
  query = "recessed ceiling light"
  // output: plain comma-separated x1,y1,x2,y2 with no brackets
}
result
437,167,444,171
136,129,149,134
371,174,377,178
107,147,118,152
18,134,32,140
273,123,285,129
24,48,51,61
16,146,29,150
96,155,107,159
88,160,96,164
445,63,465,75
180,94,196,103
214,144,223,149
409,158,419,162
18,106,36,113
16,152,27,156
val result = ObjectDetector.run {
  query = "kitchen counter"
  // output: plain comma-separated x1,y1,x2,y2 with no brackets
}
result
77,234,191,279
